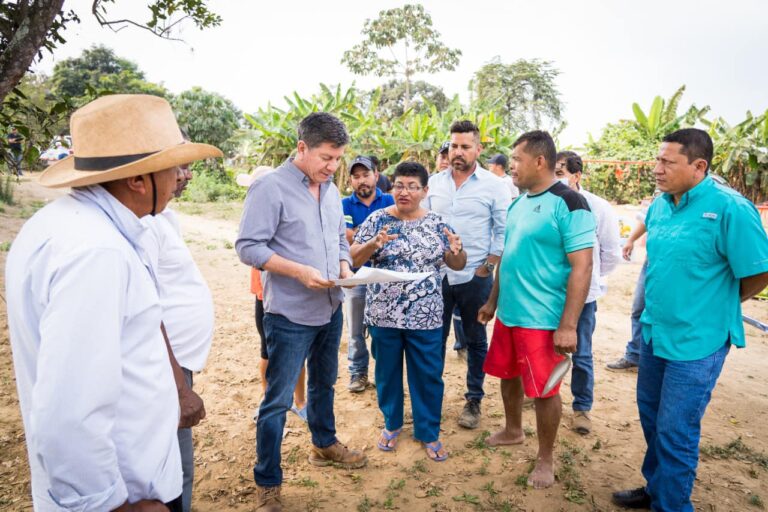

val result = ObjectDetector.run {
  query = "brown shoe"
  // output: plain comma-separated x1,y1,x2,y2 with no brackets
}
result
572,411,592,435
256,484,282,511
308,441,368,469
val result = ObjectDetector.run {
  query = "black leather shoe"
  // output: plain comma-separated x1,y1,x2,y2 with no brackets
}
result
612,487,651,509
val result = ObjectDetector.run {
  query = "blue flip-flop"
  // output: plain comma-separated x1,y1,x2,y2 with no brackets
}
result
290,405,308,423
377,428,402,451
424,440,448,462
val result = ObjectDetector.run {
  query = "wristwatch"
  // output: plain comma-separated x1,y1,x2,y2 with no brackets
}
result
483,260,495,273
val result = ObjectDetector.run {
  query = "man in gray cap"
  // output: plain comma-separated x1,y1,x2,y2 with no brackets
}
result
435,141,451,173
487,153,519,198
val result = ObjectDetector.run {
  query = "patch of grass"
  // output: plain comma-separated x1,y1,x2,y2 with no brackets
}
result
176,203,203,215
0,241,11,252
286,446,300,465
409,459,428,474
701,437,768,470
514,474,528,487
205,243,217,250
452,492,481,505
750,468,760,479
523,425,536,437
482,481,499,497
294,477,318,488
388,478,405,491
750,494,765,509
348,473,362,484
592,439,602,451
425,484,442,497
357,496,374,512
0,176,15,205
223,240,234,250
557,443,587,504
478,455,490,475
466,430,491,450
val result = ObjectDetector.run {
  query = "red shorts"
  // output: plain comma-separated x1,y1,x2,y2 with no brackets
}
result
483,319,565,398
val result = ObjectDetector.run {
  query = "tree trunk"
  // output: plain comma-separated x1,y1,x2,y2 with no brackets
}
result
0,0,66,104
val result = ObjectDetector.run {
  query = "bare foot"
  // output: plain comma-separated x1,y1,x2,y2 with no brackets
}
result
527,457,555,489
487,429,525,447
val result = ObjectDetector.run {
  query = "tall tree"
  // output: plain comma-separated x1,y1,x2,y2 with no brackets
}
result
0,0,220,103
372,79,448,118
470,57,563,133
52,45,168,99
342,4,461,110
172,86,241,156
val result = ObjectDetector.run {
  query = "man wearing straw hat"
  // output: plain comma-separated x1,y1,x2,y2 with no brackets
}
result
5,94,222,512
236,112,367,511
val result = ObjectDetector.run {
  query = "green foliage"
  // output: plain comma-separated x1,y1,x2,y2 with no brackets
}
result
179,164,244,202
52,45,169,100
372,79,449,118
0,176,14,205
172,86,241,155
707,110,768,203
631,85,709,140
342,4,461,108
700,436,768,469
470,57,563,133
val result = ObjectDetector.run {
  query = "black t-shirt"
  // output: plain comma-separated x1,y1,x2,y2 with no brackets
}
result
377,172,392,192
8,132,22,152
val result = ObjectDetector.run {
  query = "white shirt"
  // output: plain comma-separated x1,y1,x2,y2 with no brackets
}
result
425,166,511,285
580,187,621,302
5,186,181,511
499,174,520,199
143,209,214,372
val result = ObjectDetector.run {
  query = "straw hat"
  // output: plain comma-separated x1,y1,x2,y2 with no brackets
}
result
236,165,274,187
40,94,223,188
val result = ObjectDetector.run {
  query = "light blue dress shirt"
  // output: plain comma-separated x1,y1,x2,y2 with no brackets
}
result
425,165,511,285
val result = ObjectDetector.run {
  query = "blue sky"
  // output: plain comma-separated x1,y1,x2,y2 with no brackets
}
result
35,0,768,146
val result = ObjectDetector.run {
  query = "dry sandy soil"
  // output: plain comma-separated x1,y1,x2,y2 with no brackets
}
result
1,174,768,511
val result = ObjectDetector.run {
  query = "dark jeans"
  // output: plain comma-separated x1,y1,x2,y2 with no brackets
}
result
370,326,444,442
637,339,729,512
624,261,647,365
165,495,183,512
441,274,493,402
571,301,597,411
255,298,267,359
254,307,343,487
177,369,194,512
452,307,467,351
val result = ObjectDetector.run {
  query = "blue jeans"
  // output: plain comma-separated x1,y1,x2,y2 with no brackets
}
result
637,339,729,512
178,369,194,512
452,307,467,351
254,307,343,487
344,285,368,378
624,260,647,365
441,274,493,402
370,326,444,443
571,301,597,412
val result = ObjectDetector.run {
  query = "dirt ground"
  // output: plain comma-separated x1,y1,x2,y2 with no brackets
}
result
1,174,768,511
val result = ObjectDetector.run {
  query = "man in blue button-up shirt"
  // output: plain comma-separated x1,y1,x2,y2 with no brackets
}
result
613,129,768,511
236,113,368,511
425,120,511,429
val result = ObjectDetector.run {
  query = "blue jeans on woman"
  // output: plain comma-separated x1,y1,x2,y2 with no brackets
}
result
254,307,343,487
637,339,729,512
370,326,444,443
571,301,597,412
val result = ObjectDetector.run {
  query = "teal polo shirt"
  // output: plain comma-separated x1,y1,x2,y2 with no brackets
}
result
497,182,596,330
641,175,768,361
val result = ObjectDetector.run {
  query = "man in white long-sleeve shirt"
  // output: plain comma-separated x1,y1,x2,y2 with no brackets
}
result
555,151,620,435
5,94,221,512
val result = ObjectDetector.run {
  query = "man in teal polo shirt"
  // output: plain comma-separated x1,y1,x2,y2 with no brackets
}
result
613,129,768,511
478,130,595,489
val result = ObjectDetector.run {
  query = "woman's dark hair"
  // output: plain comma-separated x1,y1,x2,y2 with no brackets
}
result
393,161,429,187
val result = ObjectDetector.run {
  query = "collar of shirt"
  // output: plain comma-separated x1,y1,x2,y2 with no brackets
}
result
349,187,383,205
662,175,713,211
284,158,333,197
71,185,157,283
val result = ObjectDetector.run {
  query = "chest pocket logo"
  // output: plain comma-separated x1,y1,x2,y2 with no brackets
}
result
702,212,718,220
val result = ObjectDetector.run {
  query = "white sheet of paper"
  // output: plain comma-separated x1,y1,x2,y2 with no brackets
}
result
332,266,432,286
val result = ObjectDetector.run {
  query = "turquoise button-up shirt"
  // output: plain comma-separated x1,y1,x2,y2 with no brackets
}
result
641,175,768,361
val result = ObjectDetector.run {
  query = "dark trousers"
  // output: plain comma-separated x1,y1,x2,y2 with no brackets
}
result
441,274,493,401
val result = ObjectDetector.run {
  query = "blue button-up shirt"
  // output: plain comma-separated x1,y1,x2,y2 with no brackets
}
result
641,176,768,360
343,188,394,270
236,160,351,326
425,165,511,284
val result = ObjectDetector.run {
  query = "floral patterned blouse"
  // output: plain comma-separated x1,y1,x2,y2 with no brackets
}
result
353,208,454,330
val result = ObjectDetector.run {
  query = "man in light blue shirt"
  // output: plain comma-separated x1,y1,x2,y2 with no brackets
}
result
613,129,768,511
425,120,511,429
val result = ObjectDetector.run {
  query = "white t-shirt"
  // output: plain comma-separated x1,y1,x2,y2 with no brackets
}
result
499,174,520,199
143,208,214,372
580,188,621,302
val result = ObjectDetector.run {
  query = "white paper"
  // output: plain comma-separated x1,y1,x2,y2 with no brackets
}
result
332,266,432,286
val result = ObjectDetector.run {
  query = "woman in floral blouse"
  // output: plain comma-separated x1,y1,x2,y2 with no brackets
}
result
351,161,466,462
